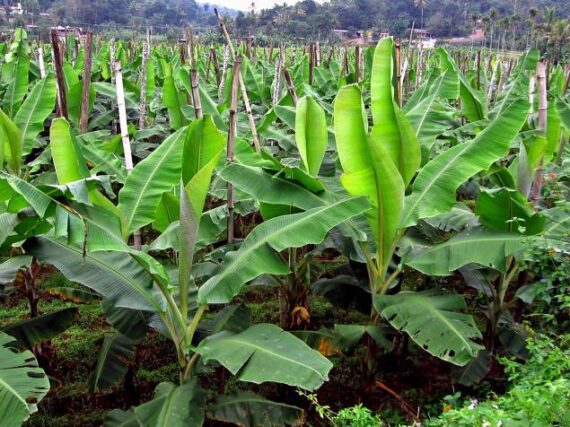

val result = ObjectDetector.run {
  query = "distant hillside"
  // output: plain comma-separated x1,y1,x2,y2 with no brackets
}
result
235,0,569,48
3,0,235,31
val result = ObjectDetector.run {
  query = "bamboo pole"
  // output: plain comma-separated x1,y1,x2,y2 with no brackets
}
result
109,38,116,83
530,60,547,207
38,46,46,78
114,61,140,249
476,50,481,90
395,40,402,107
214,8,261,153
272,45,283,105
80,33,93,134
354,45,361,83
190,70,203,119
308,42,314,86
227,57,241,245
139,30,150,130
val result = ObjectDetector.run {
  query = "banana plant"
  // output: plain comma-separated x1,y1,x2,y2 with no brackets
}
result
3,113,369,424
332,37,531,367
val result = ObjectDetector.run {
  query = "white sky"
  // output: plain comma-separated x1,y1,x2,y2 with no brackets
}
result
200,0,328,11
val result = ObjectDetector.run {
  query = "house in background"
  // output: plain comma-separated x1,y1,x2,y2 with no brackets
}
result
0,2,24,16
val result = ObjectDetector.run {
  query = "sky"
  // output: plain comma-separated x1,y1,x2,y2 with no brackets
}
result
200,0,328,12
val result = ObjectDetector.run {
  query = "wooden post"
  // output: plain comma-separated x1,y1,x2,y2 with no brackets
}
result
530,60,547,207
283,66,298,106
80,33,93,134
227,58,241,245
51,30,68,119
114,60,141,249
326,45,334,67
211,46,221,86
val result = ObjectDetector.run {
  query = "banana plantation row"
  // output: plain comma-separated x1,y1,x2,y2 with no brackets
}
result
0,22,568,427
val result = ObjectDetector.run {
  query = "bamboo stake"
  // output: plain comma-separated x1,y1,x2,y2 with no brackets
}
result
227,57,241,245
80,33,93,134
272,45,283,105
308,43,314,85
109,38,116,83
114,60,140,249
214,8,261,152
395,40,402,107
530,60,547,207
191,70,203,119
476,50,481,90
354,45,361,83
38,46,46,78
218,44,229,103
139,30,150,130
50,30,68,119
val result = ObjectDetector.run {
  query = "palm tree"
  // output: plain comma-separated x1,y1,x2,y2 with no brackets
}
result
414,0,429,29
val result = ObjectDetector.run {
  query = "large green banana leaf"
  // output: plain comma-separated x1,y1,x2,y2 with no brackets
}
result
179,117,225,314
401,99,529,228
370,37,421,186
14,74,57,153
219,163,329,211
334,84,404,272
295,96,328,176
2,44,29,118
438,48,486,121
197,197,369,304
208,391,303,427
405,70,459,157
88,333,137,392
2,307,79,348
405,230,527,276
475,188,544,235
162,62,188,130
50,118,120,215
374,290,483,366
0,331,50,426
105,381,204,427
26,236,165,313
197,324,333,390
119,126,188,235
0,107,22,174
50,118,89,184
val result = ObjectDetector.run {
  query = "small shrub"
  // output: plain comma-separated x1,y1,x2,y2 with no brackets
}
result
427,335,570,426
